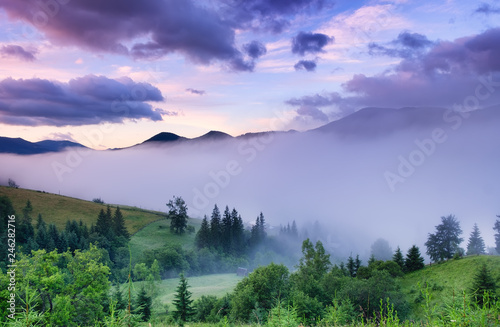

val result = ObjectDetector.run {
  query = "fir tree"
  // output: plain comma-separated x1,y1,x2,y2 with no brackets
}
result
113,284,127,311
425,215,463,262
221,206,232,253
113,206,130,240
18,200,34,244
494,216,500,254
96,208,112,239
354,255,361,275
36,213,45,230
173,273,195,323
250,212,266,247
291,220,298,238
135,287,152,321
48,224,60,252
466,223,486,255
393,246,405,271
231,209,245,255
405,245,425,272
347,255,355,277
35,221,50,251
210,204,222,249
470,263,497,306
195,215,211,249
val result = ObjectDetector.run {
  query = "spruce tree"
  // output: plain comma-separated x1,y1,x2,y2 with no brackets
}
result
195,215,211,249
221,206,232,254
470,263,497,306
393,246,405,270
425,215,463,262
113,207,130,240
231,209,245,255
35,221,50,250
250,213,266,247
291,220,298,238
210,204,222,249
494,216,500,254
466,223,486,255
135,287,152,321
173,273,195,323
113,284,127,311
96,208,112,239
347,255,356,277
405,245,425,272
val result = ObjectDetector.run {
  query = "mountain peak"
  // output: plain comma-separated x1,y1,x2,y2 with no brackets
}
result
143,132,184,143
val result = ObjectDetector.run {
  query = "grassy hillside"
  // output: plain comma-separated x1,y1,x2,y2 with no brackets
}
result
0,185,166,234
400,255,500,317
129,217,202,259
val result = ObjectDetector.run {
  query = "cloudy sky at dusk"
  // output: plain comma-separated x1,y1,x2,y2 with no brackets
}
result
1,0,499,149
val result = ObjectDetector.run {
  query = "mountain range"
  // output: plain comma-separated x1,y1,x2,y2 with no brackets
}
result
2,106,499,155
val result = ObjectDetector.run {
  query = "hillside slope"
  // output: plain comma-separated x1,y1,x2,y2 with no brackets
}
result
400,255,500,317
0,186,166,234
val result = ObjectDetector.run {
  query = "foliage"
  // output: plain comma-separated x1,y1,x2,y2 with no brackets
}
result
470,263,497,306
425,215,463,262
393,246,405,271
92,197,104,204
467,223,486,255
167,196,189,235
493,216,500,254
7,178,19,189
134,287,152,321
371,238,393,261
266,302,299,327
173,273,195,323
405,245,425,273
231,263,290,322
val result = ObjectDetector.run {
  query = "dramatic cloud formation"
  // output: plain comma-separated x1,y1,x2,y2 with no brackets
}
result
243,41,267,59
292,31,333,56
288,28,500,116
0,75,165,126
0,44,37,61
294,59,317,71
369,32,433,59
186,88,206,95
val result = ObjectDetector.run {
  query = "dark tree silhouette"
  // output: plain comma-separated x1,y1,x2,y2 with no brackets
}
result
167,196,189,235
405,245,425,272
393,246,405,271
173,273,195,323
425,215,463,262
466,223,485,256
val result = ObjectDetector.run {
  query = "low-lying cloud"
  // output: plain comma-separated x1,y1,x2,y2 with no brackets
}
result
2,107,499,259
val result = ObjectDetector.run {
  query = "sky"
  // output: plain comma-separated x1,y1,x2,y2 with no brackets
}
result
0,0,499,149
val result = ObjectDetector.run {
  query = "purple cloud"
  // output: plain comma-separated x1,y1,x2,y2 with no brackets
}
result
294,60,317,72
475,3,500,15
186,88,206,95
0,45,37,61
243,41,267,59
369,31,433,59
292,31,333,56
296,106,329,121
287,28,500,113
0,75,166,126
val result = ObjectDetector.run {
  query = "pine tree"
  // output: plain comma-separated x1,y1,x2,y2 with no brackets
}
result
405,245,425,272
354,255,361,275
36,213,45,230
113,284,127,311
113,207,130,240
425,215,463,262
210,204,222,249
135,287,152,321
347,255,355,277
96,208,112,239
221,206,232,254
173,273,195,323
48,224,60,252
35,221,50,250
167,196,189,235
494,216,500,254
195,215,211,249
18,200,34,244
393,246,405,271
466,223,486,255
291,220,298,238
231,209,245,255
470,263,497,306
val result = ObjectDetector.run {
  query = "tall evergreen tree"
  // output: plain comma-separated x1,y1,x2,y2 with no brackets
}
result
231,209,245,255
250,212,266,247
210,204,222,249
347,255,356,277
173,273,195,323
291,220,298,238
425,215,463,262
113,206,130,240
405,245,425,272
470,263,497,306
18,200,34,244
494,216,500,254
35,221,51,251
467,223,486,255
195,215,211,249
113,284,127,311
393,246,405,271
135,287,152,321
96,208,112,239
221,206,232,253
48,224,61,252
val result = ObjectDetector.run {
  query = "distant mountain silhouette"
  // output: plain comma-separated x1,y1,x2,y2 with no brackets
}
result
143,132,186,143
0,137,86,155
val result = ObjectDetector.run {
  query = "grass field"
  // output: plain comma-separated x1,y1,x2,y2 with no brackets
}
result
0,186,166,234
125,273,243,306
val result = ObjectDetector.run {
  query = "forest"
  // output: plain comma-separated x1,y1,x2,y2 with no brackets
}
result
1,190,500,326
